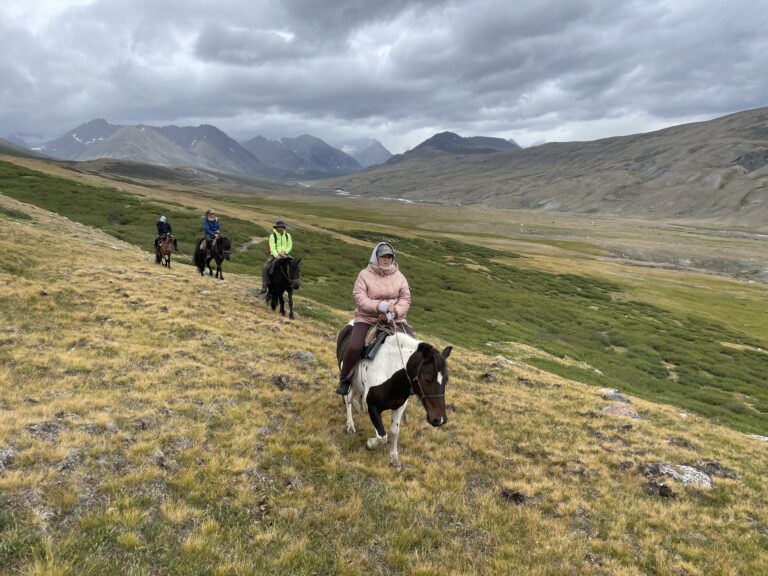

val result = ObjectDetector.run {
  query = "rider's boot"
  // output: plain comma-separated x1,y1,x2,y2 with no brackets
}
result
335,376,352,396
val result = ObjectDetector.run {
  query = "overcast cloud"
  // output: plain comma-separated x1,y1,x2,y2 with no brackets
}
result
1,0,767,152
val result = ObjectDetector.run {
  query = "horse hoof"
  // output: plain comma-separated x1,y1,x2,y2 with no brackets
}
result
390,459,401,470
346,424,356,434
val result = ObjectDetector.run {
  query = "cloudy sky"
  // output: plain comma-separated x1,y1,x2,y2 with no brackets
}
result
2,0,767,152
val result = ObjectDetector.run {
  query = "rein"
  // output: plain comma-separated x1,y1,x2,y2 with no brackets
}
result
278,259,294,285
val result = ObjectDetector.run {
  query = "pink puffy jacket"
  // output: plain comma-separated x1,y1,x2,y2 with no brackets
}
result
353,244,411,324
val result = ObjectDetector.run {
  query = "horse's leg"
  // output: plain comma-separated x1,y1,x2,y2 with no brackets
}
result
279,292,286,316
366,402,388,451
270,292,278,311
206,257,213,276
389,400,409,470
287,288,294,320
218,259,224,280
344,392,356,434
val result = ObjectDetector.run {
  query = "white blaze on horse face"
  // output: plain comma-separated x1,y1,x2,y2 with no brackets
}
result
437,372,443,386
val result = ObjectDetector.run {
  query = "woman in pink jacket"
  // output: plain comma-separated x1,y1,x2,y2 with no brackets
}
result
335,242,413,395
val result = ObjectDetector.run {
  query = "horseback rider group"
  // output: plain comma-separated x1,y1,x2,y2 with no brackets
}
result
151,212,426,402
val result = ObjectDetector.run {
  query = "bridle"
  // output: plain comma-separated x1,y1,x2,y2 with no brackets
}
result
278,258,296,286
392,328,445,400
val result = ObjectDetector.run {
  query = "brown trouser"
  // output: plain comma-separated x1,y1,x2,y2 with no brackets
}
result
340,320,414,380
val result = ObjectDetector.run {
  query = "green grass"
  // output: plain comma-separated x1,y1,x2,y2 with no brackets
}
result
2,159,767,434
0,161,268,265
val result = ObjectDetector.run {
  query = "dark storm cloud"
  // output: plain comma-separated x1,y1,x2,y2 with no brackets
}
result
0,0,766,151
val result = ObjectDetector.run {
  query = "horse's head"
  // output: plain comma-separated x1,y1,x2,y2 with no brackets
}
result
408,342,452,427
287,257,301,290
220,236,232,260
162,234,174,251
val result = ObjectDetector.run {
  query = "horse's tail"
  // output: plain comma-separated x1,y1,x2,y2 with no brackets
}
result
192,238,205,273
155,251,161,264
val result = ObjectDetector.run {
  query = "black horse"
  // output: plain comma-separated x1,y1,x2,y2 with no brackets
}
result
265,257,301,319
193,236,232,279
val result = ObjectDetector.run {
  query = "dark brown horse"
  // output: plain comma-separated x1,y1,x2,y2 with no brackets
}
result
194,236,231,279
155,233,175,267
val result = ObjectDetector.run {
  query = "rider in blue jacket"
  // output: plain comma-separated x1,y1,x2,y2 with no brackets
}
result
202,209,221,257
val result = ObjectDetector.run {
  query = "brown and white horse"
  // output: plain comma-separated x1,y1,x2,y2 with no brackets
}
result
336,324,452,469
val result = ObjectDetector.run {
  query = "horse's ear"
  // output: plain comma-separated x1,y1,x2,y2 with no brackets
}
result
441,346,452,359
296,258,301,264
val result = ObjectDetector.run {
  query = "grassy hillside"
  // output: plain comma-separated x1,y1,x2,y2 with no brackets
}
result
1,160,767,436
2,185,768,575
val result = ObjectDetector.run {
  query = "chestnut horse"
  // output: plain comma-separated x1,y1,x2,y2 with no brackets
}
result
155,233,175,268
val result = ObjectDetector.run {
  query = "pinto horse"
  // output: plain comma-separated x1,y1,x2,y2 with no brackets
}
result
193,235,231,279
336,323,452,469
155,233,175,267
265,256,301,319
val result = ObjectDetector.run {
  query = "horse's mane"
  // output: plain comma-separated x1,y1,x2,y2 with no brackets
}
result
403,335,448,375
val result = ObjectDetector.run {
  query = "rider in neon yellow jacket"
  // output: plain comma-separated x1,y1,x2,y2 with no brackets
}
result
260,220,293,293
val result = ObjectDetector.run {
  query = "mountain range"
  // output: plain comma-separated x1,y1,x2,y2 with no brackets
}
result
9,119,393,179
326,107,768,224
5,109,768,223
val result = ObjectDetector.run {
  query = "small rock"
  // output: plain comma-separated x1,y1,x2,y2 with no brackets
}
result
675,465,713,489
288,351,317,364
480,372,497,383
284,477,302,490
646,480,675,498
749,434,768,442
517,377,538,388
668,437,700,451
272,375,290,391
500,489,527,505
603,391,630,402
602,402,639,420
0,447,18,472
688,460,740,480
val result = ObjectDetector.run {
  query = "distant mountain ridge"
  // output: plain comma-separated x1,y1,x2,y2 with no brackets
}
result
325,108,768,225
241,134,362,178
20,119,367,180
386,131,520,165
338,138,393,167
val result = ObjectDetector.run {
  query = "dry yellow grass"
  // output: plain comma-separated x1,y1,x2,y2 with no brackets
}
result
1,193,767,575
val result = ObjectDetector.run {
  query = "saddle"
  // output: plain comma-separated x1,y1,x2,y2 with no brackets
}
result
362,323,396,360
